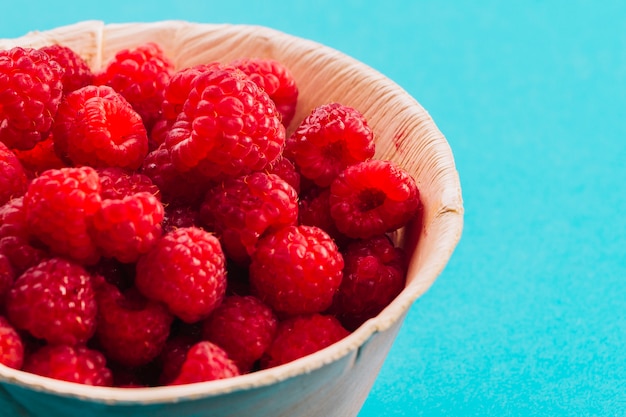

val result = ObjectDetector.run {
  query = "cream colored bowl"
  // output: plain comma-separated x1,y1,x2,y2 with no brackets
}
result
0,20,463,417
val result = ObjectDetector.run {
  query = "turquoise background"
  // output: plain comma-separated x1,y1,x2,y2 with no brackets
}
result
2,1,625,416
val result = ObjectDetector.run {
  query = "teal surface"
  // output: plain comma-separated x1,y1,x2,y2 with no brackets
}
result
2,1,625,416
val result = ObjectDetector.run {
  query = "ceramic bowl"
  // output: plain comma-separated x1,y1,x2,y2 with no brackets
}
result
0,20,464,417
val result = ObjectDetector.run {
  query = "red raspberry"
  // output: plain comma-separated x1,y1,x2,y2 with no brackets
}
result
141,144,212,205
6,257,97,346
285,103,375,187
0,197,48,275
52,85,149,170
95,42,174,131
23,345,113,386
97,167,160,201
162,204,201,234
0,141,28,206
11,135,67,175
260,314,349,369
329,160,421,239
157,334,198,385
298,186,351,248
23,166,101,264
90,191,164,263
200,172,298,264
201,295,277,373
168,341,240,385
135,227,227,323
249,225,344,316
0,253,15,305
0,47,64,150
164,64,285,180
331,235,407,330
39,44,94,93
230,57,299,127
94,279,174,367
0,316,24,369
265,155,301,194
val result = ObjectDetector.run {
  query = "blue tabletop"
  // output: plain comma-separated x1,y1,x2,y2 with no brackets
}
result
2,1,625,416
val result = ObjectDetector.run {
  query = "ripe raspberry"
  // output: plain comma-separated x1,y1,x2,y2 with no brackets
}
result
200,172,298,264
0,253,15,305
39,44,94,93
162,204,201,234
23,345,113,386
95,42,174,131
141,144,212,205
53,85,149,170
0,316,24,369
0,197,48,275
164,64,285,180
90,191,164,263
6,257,97,346
97,167,160,201
329,160,421,239
331,235,407,330
168,341,240,385
249,225,344,316
201,295,277,372
135,227,227,323
298,186,350,248
23,166,101,264
0,47,63,150
260,314,349,369
94,279,174,367
285,103,375,187
0,141,28,206
11,135,67,175
230,57,299,127
265,155,301,194
157,334,198,385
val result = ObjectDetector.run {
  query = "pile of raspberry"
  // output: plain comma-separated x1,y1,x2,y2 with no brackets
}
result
0,42,422,387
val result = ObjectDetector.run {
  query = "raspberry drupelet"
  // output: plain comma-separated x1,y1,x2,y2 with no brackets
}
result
135,227,227,323
249,225,344,316
0,47,64,150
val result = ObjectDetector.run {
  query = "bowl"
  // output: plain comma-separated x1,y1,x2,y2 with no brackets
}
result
0,20,464,417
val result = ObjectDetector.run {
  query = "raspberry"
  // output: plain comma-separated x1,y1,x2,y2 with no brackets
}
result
164,64,285,180
260,314,349,369
23,345,113,386
0,253,15,305
285,103,375,187
0,141,28,206
249,225,344,316
298,186,350,248
0,316,24,369
331,235,407,330
95,42,174,131
90,191,164,263
87,257,135,291
94,279,174,367
52,85,149,170
168,341,240,385
200,172,298,264
0,197,48,275
162,204,201,234
23,166,101,264
38,44,94,93
329,160,421,239
97,167,160,201
201,295,277,372
11,135,67,175
0,47,63,150
157,334,198,385
141,144,212,205
265,155,301,194
135,227,227,323
230,57,299,127
6,257,97,346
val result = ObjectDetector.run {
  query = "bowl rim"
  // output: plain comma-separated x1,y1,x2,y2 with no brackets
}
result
0,20,464,405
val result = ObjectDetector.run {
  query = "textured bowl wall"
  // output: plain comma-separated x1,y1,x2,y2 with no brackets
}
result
0,20,463,417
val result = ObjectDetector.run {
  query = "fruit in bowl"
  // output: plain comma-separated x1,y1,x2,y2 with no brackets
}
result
0,20,463,417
